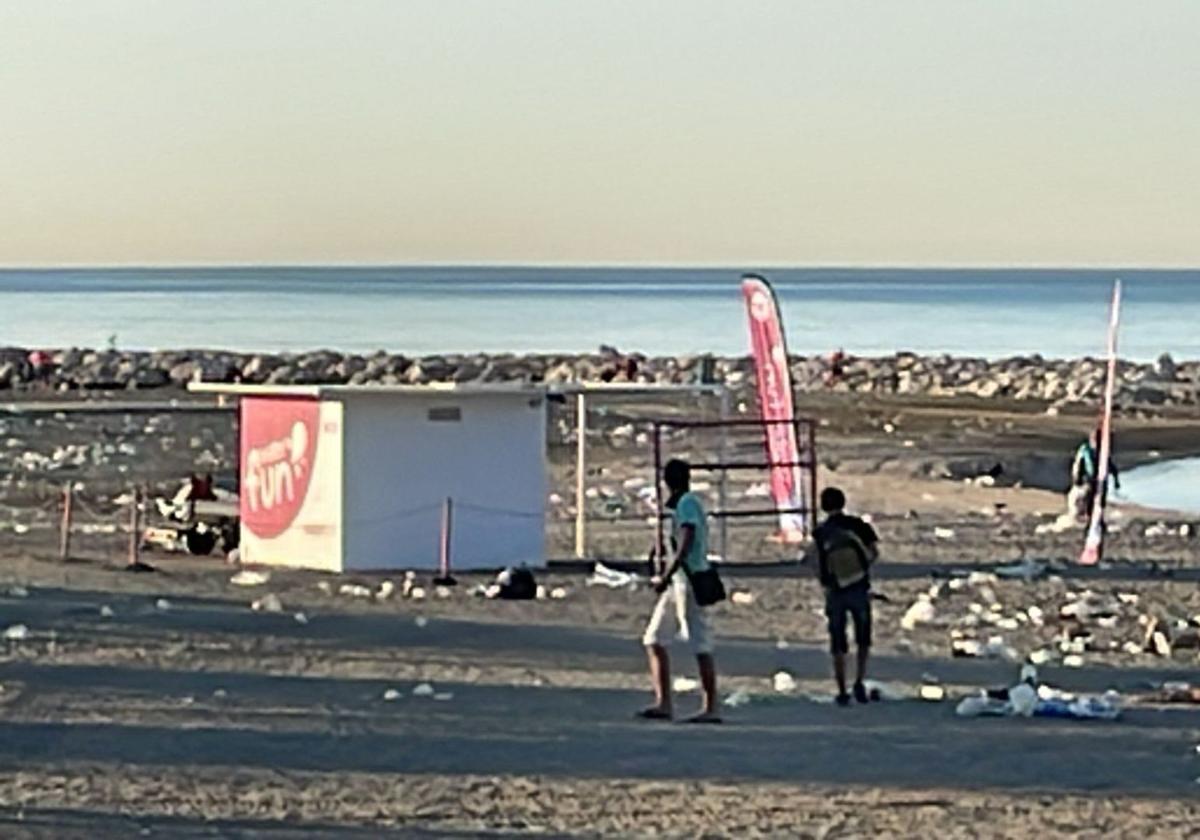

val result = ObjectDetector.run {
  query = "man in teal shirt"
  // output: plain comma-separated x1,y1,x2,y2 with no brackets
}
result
638,459,720,723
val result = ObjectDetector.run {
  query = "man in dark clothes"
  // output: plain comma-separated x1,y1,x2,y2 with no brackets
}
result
808,487,879,706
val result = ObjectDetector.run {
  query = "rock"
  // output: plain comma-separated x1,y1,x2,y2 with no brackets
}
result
1155,353,1177,381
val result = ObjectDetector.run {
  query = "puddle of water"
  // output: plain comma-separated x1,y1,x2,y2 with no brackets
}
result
1115,457,1200,515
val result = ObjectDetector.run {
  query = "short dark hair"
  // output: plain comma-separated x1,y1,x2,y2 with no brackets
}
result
664,459,690,491
820,486,846,513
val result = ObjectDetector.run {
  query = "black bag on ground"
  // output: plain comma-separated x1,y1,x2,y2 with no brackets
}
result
685,566,726,607
498,566,537,600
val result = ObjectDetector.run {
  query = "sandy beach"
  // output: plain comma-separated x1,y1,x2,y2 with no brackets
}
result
0,377,1198,837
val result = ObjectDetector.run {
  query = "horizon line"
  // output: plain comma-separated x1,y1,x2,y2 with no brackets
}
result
2,261,1199,272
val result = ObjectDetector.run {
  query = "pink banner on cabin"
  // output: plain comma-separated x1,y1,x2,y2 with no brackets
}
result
240,397,321,539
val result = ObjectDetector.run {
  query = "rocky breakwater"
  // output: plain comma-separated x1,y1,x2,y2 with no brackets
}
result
1,346,1198,412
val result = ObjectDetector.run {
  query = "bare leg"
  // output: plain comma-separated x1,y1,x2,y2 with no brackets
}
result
645,644,672,714
855,645,869,685
696,653,717,715
832,652,847,696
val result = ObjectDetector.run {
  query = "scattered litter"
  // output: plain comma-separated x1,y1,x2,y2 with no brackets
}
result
1035,513,1077,535
900,596,936,631
436,586,452,599
1152,682,1200,704
376,580,396,601
535,585,548,600
933,527,956,540
251,593,283,614
550,587,568,600
3,624,30,641
99,605,115,618
1062,654,1085,668
730,590,755,606
6,585,29,598
862,679,905,701
1122,641,1143,655
724,688,753,708
339,584,372,599
587,561,639,590
919,684,946,702
155,598,172,612
230,570,270,587
316,581,333,595
382,688,402,702
775,639,790,650
1028,648,1054,666
293,612,309,625
1152,632,1173,658
952,636,1019,662
410,586,427,600
772,671,797,694
411,683,435,697
955,665,1121,721
673,677,699,693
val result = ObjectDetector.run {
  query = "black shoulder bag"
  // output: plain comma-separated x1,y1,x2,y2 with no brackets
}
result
684,565,727,607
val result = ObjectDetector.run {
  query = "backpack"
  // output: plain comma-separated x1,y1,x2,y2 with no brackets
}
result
818,524,872,590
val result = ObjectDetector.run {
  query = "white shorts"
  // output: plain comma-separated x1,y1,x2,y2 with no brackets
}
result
641,575,714,655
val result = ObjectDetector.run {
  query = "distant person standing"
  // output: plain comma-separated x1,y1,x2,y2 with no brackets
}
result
638,459,721,723
1070,428,1119,521
808,487,879,706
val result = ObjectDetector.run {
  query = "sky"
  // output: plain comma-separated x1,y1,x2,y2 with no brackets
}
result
1,0,1198,267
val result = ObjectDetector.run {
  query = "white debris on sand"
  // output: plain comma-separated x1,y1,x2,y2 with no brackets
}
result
411,683,435,697
549,587,568,600
251,593,284,613
155,598,172,612
900,596,936,631
293,612,309,625
99,605,115,618
724,688,753,708
588,561,639,590
772,671,798,694
933,527,956,540
338,584,372,599
376,580,396,601
730,590,755,606
4,624,30,641
6,585,29,598
230,570,270,587
382,688,402,701
673,677,699,693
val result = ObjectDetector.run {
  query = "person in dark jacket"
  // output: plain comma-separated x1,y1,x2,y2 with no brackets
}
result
807,487,879,706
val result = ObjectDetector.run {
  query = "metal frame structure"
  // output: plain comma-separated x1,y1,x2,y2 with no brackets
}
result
553,382,729,560
650,416,818,562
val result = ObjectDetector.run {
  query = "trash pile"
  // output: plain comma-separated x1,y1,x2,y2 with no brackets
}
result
955,664,1122,721
895,565,1200,667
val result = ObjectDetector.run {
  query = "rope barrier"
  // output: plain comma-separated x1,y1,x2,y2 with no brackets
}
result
344,501,443,527
454,501,545,520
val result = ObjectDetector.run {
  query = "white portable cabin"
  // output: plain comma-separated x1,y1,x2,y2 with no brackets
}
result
189,383,547,573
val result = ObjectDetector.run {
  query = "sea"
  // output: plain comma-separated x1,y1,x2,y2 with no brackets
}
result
1,266,1199,360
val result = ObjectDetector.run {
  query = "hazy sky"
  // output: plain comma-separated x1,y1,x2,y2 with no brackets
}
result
2,1,1198,267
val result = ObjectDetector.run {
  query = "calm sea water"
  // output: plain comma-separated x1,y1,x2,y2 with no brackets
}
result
1,267,1198,359
1117,458,1200,515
